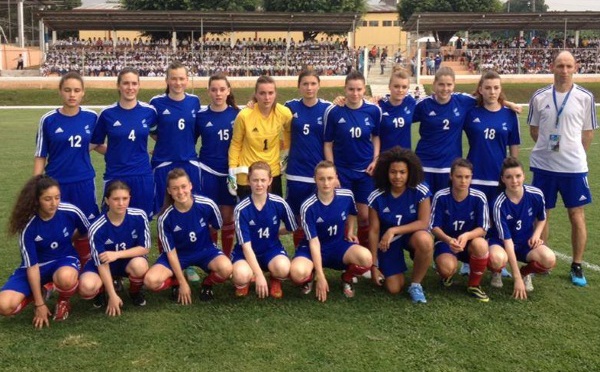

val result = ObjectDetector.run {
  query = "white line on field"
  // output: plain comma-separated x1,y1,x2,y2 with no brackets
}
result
553,250,600,272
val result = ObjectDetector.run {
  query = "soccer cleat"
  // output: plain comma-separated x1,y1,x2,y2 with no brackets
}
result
113,277,124,292
130,291,146,307
301,279,314,295
467,286,490,302
441,275,453,288
170,285,180,302
490,272,503,288
184,267,201,283
501,267,512,278
235,284,250,297
570,266,587,287
269,277,283,299
53,300,71,321
459,263,470,276
199,285,214,302
408,283,427,304
523,274,534,292
342,281,355,298
93,292,107,309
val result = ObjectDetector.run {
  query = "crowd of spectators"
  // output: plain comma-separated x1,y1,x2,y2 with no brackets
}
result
41,37,356,77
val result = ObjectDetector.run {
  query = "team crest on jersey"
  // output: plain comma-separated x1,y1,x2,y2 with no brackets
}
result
85,125,91,134
162,109,171,115
470,211,475,220
173,225,182,232
272,216,278,225
428,111,436,116
317,117,323,125
206,121,214,127
502,122,508,131
113,120,122,127
382,207,390,213
55,127,64,134
249,220,256,226
142,119,147,128
528,208,533,216
453,108,460,117
364,117,371,126
410,204,416,214
404,107,411,114
200,218,206,227
338,118,346,124
63,227,69,237
132,229,138,239
105,238,114,245
34,235,43,242
341,212,347,221
445,209,450,215
473,117,481,123
191,109,196,118
316,217,325,223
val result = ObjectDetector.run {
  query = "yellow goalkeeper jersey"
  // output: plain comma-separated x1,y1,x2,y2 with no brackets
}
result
228,103,292,185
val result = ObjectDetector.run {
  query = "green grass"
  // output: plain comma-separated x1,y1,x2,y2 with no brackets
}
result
1,107,600,371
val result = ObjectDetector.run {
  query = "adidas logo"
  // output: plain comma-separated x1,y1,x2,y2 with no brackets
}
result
544,104,551,109
113,120,122,127
55,127,64,134
206,121,213,127
338,118,346,124
382,207,391,213
507,215,513,220
34,235,43,242
249,220,256,226
252,128,259,133
105,239,114,244
579,195,588,201
88,213,95,219
174,225,182,232
316,217,324,223
383,112,390,116
428,111,436,116
162,109,171,115
473,118,481,123
293,113,298,118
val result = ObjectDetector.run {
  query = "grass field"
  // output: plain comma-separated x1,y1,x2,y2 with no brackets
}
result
1,105,600,371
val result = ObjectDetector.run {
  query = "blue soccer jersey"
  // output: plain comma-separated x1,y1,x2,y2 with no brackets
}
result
490,185,546,245
149,93,201,166
430,187,489,238
378,94,416,152
285,98,330,181
234,194,297,256
196,105,240,175
19,203,89,268
413,94,476,172
324,101,382,171
89,208,151,267
300,188,358,247
158,195,222,255
367,183,431,242
92,102,157,179
35,108,98,183
464,106,520,186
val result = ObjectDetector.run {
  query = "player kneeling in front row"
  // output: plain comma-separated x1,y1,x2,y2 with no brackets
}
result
78,181,150,315
487,157,556,300
232,161,297,299
144,168,232,304
290,161,373,302
431,159,491,302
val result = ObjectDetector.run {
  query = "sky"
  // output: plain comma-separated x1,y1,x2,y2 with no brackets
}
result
80,0,600,12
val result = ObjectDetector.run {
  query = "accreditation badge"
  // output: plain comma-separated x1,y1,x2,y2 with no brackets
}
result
548,134,561,152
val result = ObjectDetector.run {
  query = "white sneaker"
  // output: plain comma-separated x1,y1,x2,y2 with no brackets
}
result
185,267,201,282
490,272,503,288
523,274,534,292
459,263,470,276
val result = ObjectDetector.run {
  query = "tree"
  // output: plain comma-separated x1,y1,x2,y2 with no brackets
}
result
503,0,549,13
398,0,503,45
262,0,365,40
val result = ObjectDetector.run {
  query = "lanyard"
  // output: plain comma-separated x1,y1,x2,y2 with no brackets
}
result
552,85,573,129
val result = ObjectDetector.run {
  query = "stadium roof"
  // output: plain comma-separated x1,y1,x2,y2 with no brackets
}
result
36,10,361,33
403,12,600,32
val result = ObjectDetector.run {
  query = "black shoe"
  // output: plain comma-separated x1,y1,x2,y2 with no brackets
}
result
113,277,124,292
199,285,214,302
170,285,180,302
93,292,106,309
130,291,146,307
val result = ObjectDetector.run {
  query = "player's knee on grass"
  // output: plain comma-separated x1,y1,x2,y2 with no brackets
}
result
232,261,253,286
436,254,457,278
289,258,313,284
0,291,23,316
385,274,405,295
211,255,233,279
